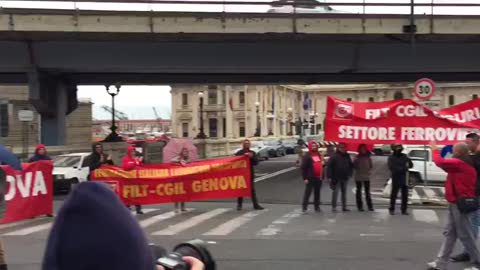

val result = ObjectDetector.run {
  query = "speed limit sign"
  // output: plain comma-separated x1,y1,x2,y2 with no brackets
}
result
414,78,436,100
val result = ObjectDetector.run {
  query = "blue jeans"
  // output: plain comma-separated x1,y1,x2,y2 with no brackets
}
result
463,209,480,255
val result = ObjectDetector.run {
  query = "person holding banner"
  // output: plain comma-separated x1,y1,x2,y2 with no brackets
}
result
427,142,480,270
301,141,323,213
0,168,7,270
236,139,264,211
121,145,144,215
354,144,374,212
86,142,113,181
327,143,354,212
170,147,190,213
388,144,413,215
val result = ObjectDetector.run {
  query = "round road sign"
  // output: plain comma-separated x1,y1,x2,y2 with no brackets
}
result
414,78,436,100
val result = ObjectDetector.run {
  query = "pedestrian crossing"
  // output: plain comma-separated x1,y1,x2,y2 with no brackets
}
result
0,206,447,240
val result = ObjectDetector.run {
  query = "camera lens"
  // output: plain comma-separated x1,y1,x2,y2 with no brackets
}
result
173,239,216,270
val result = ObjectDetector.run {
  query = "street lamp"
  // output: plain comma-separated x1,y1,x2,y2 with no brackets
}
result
196,91,207,139
103,83,123,142
254,101,261,137
287,107,293,136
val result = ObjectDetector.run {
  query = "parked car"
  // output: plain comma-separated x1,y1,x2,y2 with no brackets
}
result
53,153,90,193
373,144,392,156
233,141,271,161
282,139,297,154
404,146,447,185
265,140,287,157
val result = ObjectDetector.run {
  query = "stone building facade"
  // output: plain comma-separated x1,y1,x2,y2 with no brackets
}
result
171,83,480,140
0,85,92,154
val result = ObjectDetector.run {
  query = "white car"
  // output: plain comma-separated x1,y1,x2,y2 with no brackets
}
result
53,153,90,193
404,146,447,184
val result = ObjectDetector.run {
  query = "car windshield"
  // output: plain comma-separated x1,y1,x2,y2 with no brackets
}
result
54,156,81,167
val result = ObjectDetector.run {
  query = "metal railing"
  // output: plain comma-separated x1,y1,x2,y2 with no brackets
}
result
1,0,480,15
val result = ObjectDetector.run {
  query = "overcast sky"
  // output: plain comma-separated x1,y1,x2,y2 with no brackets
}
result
77,85,172,120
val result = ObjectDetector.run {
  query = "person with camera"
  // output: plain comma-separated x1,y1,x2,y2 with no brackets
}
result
236,139,264,211
387,143,413,215
42,182,206,270
86,142,113,181
301,141,323,213
427,142,480,270
122,145,144,215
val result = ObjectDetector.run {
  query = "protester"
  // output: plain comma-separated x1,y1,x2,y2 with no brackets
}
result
354,144,374,212
28,144,52,162
301,141,323,213
427,142,480,270
0,145,21,170
121,145,144,215
236,139,264,211
387,143,413,215
327,143,354,212
170,147,190,213
42,182,204,270
451,133,480,263
85,142,113,181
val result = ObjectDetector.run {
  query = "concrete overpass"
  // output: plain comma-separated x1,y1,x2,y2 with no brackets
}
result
2,5,480,144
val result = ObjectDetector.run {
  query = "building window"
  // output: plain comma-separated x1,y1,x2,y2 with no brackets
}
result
209,118,217,138
473,94,479,100
239,122,246,137
393,91,404,100
181,93,188,106
449,95,455,106
239,91,245,105
208,91,217,105
221,90,226,104
346,98,352,102
223,118,226,138
368,97,374,102
182,123,189,138
0,101,9,137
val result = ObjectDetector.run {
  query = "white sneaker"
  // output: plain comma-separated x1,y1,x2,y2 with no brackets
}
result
427,261,441,270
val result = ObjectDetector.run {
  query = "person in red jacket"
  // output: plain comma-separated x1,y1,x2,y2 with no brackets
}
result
427,142,480,270
121,145,143,215
301,141,323,213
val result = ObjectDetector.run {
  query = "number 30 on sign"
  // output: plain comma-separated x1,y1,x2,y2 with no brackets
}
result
414,78,436,100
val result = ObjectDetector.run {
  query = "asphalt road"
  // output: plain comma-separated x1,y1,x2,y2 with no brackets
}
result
4,154,468,270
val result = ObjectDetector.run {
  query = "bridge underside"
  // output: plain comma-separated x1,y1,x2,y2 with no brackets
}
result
1,33,480,84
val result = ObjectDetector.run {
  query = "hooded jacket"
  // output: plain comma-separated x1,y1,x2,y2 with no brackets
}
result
327,149,354,181
28,144,52,162
433,150,477,203
122,145,142,171
387,148,413,184
86,143,113,180
301,141,323,181
42,182,154,270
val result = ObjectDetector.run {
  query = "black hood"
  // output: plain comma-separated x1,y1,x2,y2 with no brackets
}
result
42,182,154,270
91,142,102,154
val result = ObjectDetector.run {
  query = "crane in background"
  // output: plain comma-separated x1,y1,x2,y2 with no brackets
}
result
101,105,129,120
152,107,164,132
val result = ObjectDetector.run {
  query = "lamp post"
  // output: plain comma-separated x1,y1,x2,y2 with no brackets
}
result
254,101,260,137
196,91,207,139
104,83,123,142
287,107,293,136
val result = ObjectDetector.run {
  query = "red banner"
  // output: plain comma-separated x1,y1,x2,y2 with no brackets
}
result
325,97,480,145
92,156,251,205
0,161,53,224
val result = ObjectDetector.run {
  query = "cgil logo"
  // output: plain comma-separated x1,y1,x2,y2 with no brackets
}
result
334,102,354,119
4,171,48,201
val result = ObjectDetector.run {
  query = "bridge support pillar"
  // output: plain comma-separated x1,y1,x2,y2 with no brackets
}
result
28,70,78,146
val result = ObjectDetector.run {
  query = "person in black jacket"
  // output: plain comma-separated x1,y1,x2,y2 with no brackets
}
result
327,143,354,212
86,142,113,181
236,139,264,211
301,141,324,213
387,143,413,215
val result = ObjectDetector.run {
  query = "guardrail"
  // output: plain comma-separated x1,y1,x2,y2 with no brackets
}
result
1,0,480,16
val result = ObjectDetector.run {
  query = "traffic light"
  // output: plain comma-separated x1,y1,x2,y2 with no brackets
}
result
0,102,9,137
